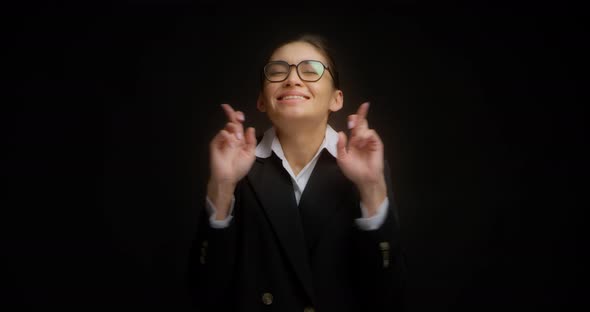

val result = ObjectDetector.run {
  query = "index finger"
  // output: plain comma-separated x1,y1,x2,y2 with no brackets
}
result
221,103,240,123
356,102,370,120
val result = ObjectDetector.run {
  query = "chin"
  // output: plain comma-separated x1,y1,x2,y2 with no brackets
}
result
271,106,308,116
269,111,312,125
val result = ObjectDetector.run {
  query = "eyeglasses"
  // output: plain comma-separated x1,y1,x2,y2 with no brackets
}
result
263,60,334,83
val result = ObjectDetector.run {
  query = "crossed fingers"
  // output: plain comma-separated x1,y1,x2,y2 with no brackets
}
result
216,103,257,151
347,102,374,149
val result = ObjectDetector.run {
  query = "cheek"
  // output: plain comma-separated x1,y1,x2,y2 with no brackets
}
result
263,86,278,101
310,85,332,102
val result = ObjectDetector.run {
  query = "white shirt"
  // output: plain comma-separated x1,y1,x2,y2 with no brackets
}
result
206,125,389,230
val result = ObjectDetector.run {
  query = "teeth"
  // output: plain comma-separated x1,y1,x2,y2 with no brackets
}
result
282,95,306,100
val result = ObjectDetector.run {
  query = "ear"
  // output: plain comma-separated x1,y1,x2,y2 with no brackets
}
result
256,93,266,112
329,89,343,112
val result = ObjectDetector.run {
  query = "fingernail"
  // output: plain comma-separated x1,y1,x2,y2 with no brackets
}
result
237,113,245,121
347,120,354,129
236,132,243,140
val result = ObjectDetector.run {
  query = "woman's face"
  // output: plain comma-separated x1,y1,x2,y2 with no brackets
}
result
257,41,343,127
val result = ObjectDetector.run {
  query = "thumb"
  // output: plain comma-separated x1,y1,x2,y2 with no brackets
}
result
337,131,348,160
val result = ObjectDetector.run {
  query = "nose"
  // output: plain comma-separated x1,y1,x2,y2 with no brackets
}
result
283,64,303,86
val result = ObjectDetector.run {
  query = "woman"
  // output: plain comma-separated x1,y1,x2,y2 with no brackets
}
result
189,34,406,311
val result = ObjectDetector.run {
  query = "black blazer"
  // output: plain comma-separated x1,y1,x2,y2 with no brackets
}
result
188,149,407,311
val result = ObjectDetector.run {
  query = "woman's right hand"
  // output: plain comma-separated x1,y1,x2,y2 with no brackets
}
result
207,104,257,219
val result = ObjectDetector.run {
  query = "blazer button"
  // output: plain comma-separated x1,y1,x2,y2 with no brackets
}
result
304,307,315,312
261,292,273,305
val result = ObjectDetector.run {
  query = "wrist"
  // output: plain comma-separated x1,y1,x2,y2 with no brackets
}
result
207,179,236,220
207,178,236,192
357,176,387,216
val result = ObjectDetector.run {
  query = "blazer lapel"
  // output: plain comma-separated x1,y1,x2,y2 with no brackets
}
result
298,150,357,253
246,153,315,304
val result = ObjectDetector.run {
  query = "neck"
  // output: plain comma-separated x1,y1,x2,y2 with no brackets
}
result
275,122,327,176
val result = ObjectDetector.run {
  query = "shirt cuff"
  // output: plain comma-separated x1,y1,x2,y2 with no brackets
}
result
355,197,389,231
205,195,235,229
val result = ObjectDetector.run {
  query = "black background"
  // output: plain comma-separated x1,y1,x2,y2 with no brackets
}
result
4,1,586,310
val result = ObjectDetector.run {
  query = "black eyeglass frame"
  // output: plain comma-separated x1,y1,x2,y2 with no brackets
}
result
262,60,335,83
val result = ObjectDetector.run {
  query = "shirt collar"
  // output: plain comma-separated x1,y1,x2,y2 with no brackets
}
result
255,125,339,159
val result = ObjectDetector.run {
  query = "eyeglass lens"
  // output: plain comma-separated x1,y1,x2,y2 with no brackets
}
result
265,61,325,82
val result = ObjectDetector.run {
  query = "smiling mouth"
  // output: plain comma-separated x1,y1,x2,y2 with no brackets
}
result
277,95,310,100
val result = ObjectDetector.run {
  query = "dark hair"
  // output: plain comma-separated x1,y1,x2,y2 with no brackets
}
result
259,34,340,90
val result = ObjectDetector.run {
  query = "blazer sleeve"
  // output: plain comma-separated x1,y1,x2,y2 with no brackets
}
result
352,159,409,310
187,181,242,311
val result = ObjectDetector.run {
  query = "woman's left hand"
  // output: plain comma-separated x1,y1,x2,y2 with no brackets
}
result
336,102,387,217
